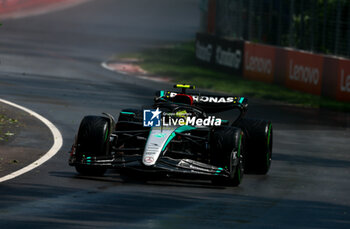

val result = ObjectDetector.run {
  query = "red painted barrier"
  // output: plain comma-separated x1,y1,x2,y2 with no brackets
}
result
336,59,350,101
244,42,276,83
0,0,68,14
285,50,324,95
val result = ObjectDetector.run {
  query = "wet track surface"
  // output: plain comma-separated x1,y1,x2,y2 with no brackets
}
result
0,0,350,228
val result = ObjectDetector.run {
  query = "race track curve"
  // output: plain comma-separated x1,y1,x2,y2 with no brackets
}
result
0,0,349,228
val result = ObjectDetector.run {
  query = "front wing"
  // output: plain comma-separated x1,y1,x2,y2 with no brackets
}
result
69,154,230,178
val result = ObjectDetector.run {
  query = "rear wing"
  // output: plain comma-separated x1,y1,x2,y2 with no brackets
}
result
155,90,248,112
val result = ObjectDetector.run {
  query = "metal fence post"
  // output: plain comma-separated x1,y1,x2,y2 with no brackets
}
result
322,0,328,51
238,0,243,39
207,0,217,35
289,0,295,47
268,0,273,43
257,0,263,42
248,0,254,41
277,0,282,46
310,0,315,51
300,0,305,49
348,2,350,56
334,0,341,55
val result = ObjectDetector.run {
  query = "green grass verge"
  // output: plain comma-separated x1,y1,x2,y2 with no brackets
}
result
0,114,18,142
116,42,350,112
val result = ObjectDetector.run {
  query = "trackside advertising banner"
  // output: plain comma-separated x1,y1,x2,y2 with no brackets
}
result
244,42,276,83
195,32,350,102
196,33,244,75
285,50,324,95
336,59,350,101
196,33,216,64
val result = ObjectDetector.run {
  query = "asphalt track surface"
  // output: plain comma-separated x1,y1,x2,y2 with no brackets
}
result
0,0,350,228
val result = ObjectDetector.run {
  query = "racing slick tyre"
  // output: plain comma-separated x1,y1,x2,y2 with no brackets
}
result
211,126,244,187
235,119,272,174
75,116,111,176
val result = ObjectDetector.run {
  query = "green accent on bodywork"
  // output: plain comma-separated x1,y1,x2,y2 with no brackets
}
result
267,123,272,148
237,133,242,183
120,111,135,115
237,133,242,158
160,90,165,97
239,97,244,104
266,123,272,166
175,125,196,133
154,133,166,138
161,126,197,151
221,120,229,123
104,129,109,142
215,167,224,174
86,156,92,164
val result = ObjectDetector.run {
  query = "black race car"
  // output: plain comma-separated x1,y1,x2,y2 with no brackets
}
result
69,84,273,186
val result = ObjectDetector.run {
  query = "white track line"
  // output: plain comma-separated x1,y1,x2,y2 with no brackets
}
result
0,98,63,183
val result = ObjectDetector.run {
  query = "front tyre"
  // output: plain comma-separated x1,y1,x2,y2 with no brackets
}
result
74,116,111,176
211,126,244,186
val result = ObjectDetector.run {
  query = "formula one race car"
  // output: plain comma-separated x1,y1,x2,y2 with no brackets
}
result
69,84,273,186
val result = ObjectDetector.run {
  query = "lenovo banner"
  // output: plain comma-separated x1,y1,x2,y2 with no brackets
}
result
336,59,350,101
285,50,324,95
244,42,276,83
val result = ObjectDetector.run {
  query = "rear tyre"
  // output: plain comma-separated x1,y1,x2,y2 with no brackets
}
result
211,126,244,186
75,116,110,176
235,119,272,174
